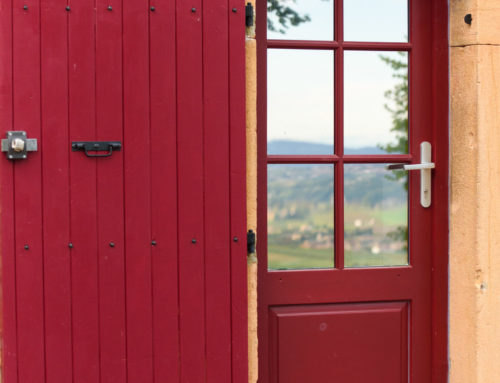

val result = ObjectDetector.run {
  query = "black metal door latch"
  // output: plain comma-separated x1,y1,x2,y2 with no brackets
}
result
71,141,121,157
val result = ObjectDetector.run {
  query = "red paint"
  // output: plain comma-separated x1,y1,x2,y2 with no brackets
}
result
270,303,409,383
13,1,45,382
0,1,247,382
257,0,448,381
41,1,72,382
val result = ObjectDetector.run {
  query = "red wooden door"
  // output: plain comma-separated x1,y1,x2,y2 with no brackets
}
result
0,1,247,382
257,0,448,382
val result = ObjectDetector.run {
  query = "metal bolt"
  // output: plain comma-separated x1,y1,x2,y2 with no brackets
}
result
24,244,29,250
109,242,115,248
66,5,70,11
233,236,239,242
151,240,157,246
150,6,155,11
464,13,472,25
232,8,237,12
191,238,197,244
68,243,73,248
191,7,196,12
23,5,28,10
11,138,25,152
107,5,112,11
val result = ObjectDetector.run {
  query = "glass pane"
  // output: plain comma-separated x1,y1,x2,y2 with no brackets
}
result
267,0,334,41
344,51,408,154
344,164,408,267
268,49,334,155
344,0,408,42
268,164,334,270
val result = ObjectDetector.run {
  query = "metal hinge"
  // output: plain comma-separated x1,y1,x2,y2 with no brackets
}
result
245,2,254,27
247,229,256,254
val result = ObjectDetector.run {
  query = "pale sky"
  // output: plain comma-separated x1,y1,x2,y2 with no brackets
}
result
267,0,408,150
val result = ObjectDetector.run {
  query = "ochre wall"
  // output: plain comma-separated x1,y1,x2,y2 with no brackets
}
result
245,1,258,382
450,1,500,382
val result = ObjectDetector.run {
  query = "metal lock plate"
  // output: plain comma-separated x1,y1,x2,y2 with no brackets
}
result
1,131,38,160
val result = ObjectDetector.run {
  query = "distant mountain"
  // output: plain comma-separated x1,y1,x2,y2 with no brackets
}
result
267,140,385,155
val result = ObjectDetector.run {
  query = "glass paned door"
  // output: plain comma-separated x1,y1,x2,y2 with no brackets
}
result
258,0,449,382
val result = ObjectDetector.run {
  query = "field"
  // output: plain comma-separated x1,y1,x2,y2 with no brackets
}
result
267,162,408,269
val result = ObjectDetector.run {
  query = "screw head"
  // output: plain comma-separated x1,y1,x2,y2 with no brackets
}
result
191,7,196,12
107,5,112,10
23,5,28,10
464,13,472,25
109,242,115,248
150,6,155,11
233,236,239,242
68,243,73,248
232,8,237,12
151,240,157,246
66,5,70,11
191,238,197,244
24,244,29,250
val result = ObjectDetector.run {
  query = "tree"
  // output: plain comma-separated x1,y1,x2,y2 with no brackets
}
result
379,52,409,185
267,0,315,34
379,52,409,249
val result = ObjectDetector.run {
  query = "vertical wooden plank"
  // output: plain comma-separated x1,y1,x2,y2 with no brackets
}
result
95,0,126,382
0,0,17,381
12,0,45,381
149,0,180,381
176,0,206,380
41,0,72,382
123,0,153,381
68,0,100,381
228,0,247,381
203,1,232,382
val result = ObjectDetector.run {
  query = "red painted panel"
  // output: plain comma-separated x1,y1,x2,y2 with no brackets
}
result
149,0,180,381
270,303,408,383
176,1,206,381
12,1,45,382
123,1,153,381
229,0,248,381
431,0,450,380
41,1,73,382
1,1,248,382
0,1,17,382
203,1,232,382
95,0,126,382
68,0,100,382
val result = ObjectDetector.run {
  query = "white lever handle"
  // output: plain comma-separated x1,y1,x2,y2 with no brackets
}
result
387,162,435,171
386,142,434,208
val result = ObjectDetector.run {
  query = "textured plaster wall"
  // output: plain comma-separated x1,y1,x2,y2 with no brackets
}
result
245,2,258,382
450,0,500,382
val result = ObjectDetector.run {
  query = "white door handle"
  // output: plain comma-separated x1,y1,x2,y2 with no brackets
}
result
387,142,434,208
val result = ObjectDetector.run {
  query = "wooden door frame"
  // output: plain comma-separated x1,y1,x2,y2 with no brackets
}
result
255,0,449,381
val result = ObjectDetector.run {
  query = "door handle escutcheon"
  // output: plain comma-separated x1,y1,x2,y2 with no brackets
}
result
387,141,435,208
